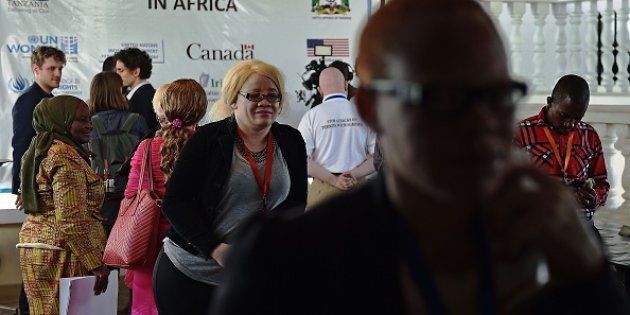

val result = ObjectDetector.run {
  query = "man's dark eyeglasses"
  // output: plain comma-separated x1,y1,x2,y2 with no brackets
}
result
360,79,528,114
238,91,282,103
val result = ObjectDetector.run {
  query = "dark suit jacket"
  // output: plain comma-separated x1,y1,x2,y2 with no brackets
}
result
11,83,51,194
128,83,157,129
213,175,630,315
162,117,308,259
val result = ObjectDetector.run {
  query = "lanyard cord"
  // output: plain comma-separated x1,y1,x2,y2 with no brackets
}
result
393,213,496,315
236,128,275,210
543,126,574,176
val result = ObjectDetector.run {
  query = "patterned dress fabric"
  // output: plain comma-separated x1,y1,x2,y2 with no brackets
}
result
514,106,609,219
18,140,106,315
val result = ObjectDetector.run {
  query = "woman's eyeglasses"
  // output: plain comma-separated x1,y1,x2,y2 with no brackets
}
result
238,91,282,103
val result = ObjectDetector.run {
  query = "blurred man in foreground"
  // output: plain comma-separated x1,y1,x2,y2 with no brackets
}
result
213,1,629,314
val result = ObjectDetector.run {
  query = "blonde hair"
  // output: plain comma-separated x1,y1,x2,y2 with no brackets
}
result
210,60,286,121
88,71,128,114
152,83,170,114
157,79,207,180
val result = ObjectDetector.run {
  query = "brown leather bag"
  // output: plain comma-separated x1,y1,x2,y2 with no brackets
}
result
103,139,161,268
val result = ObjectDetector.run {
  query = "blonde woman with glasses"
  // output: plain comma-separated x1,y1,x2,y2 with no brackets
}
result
155,60,307,314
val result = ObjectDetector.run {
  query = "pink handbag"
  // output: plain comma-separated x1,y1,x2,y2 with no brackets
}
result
103,139,161,268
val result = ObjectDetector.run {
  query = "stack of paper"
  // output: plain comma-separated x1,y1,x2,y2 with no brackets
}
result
59,271,118,315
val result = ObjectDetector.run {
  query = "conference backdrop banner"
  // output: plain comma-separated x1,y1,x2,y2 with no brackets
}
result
0,0,378,191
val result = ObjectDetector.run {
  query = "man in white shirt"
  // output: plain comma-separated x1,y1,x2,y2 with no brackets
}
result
114,48,158,129
298,67,376,208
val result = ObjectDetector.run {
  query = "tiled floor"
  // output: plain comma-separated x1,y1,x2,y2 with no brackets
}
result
0,285,19,314
597,206,630,227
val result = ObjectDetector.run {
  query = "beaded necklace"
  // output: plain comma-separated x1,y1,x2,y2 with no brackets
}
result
236,136,274,163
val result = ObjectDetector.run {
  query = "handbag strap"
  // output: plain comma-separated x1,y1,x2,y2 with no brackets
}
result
137,139,154,195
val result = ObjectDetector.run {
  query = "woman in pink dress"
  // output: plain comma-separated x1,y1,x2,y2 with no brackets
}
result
124,79,207,315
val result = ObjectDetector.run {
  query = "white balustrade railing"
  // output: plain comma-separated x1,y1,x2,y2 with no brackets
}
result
601,0,615,92
531,2,550,91
586,0,600,88
552,2,568,79
617,0,630,92
509,3,527,76
569,2,583,76
486,0,630,210
483,0,630,94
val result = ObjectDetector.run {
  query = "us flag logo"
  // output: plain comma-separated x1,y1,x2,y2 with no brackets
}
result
306,39,349,57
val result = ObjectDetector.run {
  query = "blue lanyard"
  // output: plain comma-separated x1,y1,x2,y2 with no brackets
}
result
392,213,497,315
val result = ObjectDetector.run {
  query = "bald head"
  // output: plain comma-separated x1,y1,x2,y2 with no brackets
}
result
318,67,347,97
352,0,515,199
357,0,507,85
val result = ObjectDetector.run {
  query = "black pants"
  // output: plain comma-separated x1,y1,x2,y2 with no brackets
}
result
18,284,29,315
100,195,123,236
153,248,217,315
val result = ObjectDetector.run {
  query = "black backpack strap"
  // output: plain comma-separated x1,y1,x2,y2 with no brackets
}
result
121,113,139,133
91,115,107,136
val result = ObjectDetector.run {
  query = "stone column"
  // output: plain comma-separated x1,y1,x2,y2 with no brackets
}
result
508,2,526,77
568,2,584,76
600,0,615,92
531,2,550,91
595,123,626,208
552,2,569,80
585,0,599,90
615,0,630,92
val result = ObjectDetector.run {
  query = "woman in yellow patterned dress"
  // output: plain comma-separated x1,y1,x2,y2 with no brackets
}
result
17,95,110,315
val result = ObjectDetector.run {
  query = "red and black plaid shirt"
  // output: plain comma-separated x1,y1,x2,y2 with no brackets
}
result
514,106,609,218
